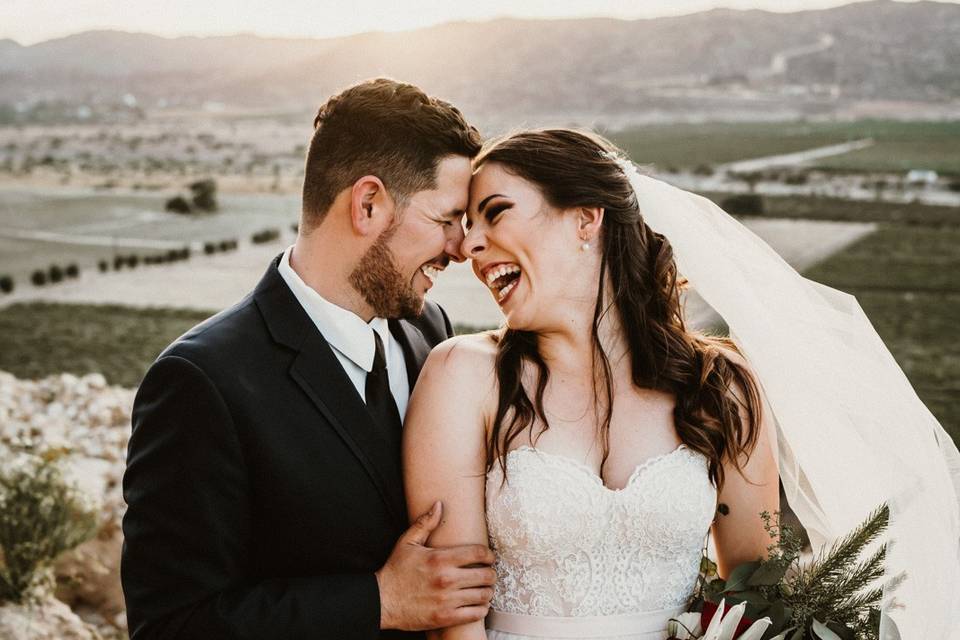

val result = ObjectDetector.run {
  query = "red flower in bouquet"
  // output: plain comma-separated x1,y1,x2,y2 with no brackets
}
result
700,600,757,639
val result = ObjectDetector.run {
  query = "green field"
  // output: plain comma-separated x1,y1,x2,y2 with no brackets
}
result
610,120,960,175
702,191,960,226
0,303,212,388
804,227,960,445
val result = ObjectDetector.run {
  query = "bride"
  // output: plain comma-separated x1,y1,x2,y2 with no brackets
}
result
403,129,960,639
403,129,779,640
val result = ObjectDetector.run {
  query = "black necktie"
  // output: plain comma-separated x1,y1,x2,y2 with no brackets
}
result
365,331,402,444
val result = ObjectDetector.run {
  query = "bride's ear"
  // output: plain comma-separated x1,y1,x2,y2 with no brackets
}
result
576,206,604,243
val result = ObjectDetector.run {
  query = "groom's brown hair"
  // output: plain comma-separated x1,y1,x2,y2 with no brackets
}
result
301,78,481,230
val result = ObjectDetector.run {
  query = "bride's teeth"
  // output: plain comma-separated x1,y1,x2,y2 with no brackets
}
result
486,264,521,286
498,279,517,301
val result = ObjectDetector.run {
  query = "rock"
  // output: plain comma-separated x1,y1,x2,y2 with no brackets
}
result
54,528,125,621
0,596,103,639
0,369,134,639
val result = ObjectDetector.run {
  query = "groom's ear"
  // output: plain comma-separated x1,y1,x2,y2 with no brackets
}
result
350,175,394,236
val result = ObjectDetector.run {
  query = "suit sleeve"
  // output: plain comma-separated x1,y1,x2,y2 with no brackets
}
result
436,303,455,339
121,355,381,640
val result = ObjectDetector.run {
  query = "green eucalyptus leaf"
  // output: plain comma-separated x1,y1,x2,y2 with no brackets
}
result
765,601,787,630
724,560,762,592
748,559,789,586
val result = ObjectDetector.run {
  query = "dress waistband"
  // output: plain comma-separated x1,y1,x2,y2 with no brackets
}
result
485,606,684,638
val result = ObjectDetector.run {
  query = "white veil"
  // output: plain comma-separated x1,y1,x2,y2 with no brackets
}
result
613,161,960,639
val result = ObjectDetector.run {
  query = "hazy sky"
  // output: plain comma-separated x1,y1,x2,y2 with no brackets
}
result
2,0,953,45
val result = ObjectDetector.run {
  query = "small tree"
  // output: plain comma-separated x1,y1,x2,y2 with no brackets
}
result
189,179,218,212
65,264,79,279
0,275,13,294
48,265,64,283
31,271,46,286
165,195,191,214
97,260,108,273
0,451,98,603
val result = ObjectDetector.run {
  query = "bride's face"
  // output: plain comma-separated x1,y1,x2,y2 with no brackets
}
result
463,162,597,330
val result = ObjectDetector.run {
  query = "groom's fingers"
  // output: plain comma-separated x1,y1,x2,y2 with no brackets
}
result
447,566,497,589
452,586,495,608
400,500,443,546
442,605,491,628
435,543,496,568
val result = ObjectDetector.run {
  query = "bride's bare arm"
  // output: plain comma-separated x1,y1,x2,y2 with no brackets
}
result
712,349,781,578
404,335,499,640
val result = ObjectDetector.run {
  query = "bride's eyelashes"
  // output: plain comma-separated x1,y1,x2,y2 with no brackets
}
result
485,203,511,224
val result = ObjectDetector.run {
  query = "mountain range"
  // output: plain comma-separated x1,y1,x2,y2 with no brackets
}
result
2,0,959,125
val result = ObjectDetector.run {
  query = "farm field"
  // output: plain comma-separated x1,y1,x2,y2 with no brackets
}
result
610,120,960,174
0,187,298,282
804,225,960,445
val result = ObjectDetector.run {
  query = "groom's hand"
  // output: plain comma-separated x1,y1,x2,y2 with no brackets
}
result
375,501,496,630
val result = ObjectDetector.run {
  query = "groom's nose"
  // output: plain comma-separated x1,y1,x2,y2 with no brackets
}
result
444,222,467,263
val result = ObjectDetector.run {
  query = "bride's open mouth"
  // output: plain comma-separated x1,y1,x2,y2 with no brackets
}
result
484,263,522,305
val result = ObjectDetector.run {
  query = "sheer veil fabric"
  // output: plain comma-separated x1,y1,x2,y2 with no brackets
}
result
613,161,960,639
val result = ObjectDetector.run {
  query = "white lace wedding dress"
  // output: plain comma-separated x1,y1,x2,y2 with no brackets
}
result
484,444,717,640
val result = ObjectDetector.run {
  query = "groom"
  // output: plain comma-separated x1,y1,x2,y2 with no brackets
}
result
121,79,496,639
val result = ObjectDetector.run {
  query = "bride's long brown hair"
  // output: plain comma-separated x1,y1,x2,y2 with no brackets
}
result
477,129,763,491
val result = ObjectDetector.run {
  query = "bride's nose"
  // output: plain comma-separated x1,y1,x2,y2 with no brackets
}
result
460,225,487,258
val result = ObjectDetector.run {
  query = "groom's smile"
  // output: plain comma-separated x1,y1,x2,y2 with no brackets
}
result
377,154,472,313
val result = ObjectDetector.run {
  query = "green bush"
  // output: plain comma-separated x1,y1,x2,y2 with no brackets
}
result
0,276,12,294
48,265,64,283
203,242,217,255
97,260,108,273
165,195,191,214
0,451,98,603
252,228,280,244
65,264,79,279
189,179,218,212
720,193,765,215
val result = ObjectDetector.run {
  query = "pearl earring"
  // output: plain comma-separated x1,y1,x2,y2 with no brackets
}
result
580,241,590,252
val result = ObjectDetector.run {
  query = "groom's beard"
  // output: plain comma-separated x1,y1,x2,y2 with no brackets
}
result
349,224,423,319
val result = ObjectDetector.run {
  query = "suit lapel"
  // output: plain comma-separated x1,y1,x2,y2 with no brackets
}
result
254,258,407,527
389,319,432,392
289,334,407,526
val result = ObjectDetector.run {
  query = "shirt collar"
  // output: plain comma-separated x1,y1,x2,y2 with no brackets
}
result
278,246,391,373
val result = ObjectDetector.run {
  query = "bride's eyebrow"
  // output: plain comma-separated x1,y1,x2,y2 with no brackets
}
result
466,193,507,229
476,193,506,214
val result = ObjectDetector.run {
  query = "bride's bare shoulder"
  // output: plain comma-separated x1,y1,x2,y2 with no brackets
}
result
422,331,499,378
412,331,500,407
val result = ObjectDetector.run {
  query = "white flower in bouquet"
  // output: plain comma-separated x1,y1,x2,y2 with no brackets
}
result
668,599,778,640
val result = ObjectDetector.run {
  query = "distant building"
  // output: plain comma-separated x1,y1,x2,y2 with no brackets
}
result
906,169,938,185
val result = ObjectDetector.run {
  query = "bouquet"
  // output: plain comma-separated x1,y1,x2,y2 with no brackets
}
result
666,504,895,640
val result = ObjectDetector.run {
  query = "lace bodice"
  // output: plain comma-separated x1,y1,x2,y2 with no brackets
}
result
485,445,717,617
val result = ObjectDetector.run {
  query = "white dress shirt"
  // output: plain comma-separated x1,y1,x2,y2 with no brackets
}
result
277,246,410,421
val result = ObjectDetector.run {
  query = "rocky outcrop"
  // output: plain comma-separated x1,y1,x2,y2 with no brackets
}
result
0,370,133,639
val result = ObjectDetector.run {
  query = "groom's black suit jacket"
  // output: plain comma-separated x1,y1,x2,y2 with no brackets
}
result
121,255,452,640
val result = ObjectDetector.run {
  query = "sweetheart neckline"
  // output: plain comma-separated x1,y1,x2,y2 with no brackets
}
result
501,444,691,493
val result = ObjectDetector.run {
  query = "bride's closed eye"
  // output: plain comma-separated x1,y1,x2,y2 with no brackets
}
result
485,203,511,224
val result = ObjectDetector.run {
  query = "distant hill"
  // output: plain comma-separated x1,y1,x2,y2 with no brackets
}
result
2,0,959,124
